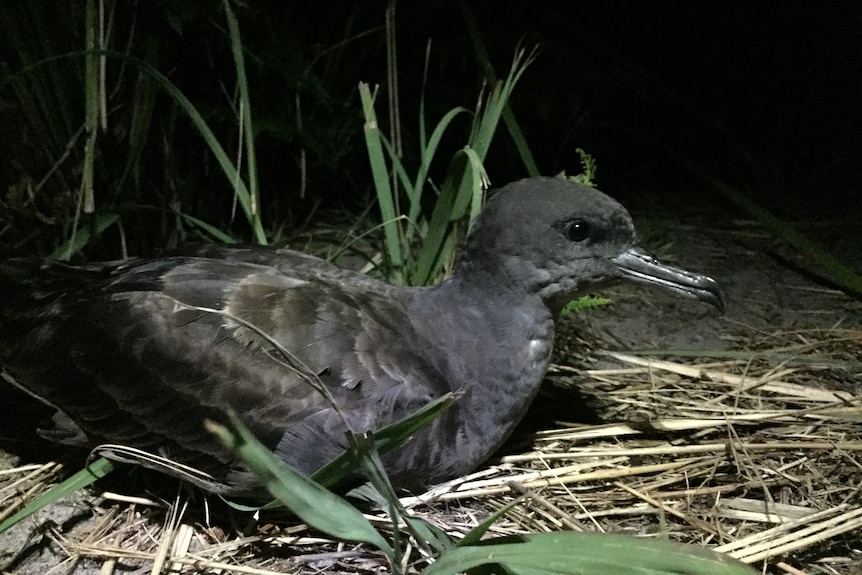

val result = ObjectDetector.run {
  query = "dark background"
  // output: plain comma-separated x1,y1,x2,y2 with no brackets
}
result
0,1,859,262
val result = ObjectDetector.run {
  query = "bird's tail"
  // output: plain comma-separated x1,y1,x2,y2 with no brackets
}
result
0,258,112,322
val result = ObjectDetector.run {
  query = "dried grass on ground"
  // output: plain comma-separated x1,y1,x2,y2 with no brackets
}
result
2,326,860,575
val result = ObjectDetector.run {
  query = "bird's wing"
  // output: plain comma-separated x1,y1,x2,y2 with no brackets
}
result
0,251,449,490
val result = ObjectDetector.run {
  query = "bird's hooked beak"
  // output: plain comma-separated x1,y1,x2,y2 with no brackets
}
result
613,247,725,312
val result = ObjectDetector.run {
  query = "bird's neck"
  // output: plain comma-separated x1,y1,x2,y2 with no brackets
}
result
417,262,557,385
410,269,556,470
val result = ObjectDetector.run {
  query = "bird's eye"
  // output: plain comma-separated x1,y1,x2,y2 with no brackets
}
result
564,220,591,242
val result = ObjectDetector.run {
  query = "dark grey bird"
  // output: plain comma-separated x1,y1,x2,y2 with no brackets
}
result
0,177,722,495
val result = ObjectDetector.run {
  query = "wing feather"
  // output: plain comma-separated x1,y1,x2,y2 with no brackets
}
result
1,249,449,492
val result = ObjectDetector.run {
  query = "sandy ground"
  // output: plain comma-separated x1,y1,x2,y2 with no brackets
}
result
1,212,860,574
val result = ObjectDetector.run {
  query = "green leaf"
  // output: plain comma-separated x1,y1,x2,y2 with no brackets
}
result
407,105,471,243
218,496,283,513
222,0,262,237
703,175,862,297
405,516,455,554
346,432,407,565
410,151,475,285
0,457,116,534
360,82,405,284
208,415,392,556
311,392,458,488
423,532,755,575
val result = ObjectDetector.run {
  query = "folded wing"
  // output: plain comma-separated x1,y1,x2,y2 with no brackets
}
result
0,248,448,493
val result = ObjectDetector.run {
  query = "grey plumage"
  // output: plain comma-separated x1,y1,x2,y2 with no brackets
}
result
0,177,723,494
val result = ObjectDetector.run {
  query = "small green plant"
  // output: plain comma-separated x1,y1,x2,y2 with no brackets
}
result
560,295,612,317
561,148,599,187
557,150,610,316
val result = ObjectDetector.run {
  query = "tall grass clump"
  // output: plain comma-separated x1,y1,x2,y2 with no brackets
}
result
360,42,536,286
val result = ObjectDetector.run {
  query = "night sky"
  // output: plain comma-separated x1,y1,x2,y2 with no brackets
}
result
421,2,860,218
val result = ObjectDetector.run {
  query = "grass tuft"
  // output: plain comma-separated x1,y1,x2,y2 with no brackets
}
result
360,46,537,286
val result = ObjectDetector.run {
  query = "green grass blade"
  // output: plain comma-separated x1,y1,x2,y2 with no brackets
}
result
107,50,266,244
13,45,268,244
456,497,526,547
500,104,540,177
409,155,465,285
411,149,486,285
470,47,535,162
644,145,862,298
111,39,159,208
1,4,76,156
311,392,457,488
462,5,539,177
405,515,455,554
0,457,117,534
360,82,404,284
218,496,283,513
347,432,405,565
220,392,456,517
413,106,471,196
424,532,755,575
453,147,487,225
208,415,393,557
358,43,532,287
409,49,531,285
378,132,418,203
407,106,471,239
178,213,239,244
222,0,263,240
342,429,457,559
418,40,432,159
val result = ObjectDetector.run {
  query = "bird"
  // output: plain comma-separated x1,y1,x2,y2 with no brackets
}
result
0,177,723,495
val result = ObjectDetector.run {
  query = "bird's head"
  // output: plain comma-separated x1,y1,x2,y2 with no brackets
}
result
460,177,723,314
